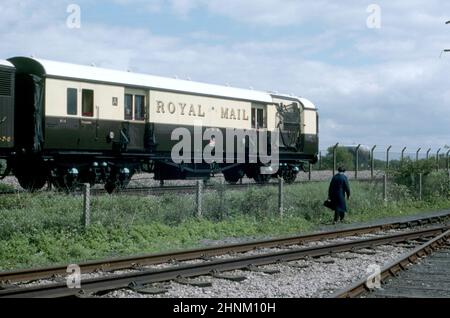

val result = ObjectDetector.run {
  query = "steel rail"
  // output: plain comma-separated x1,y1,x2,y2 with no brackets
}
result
331,229,450,298
0,226,447,298
1,213,447,284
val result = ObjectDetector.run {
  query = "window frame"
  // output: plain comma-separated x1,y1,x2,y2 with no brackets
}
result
134,95,146,121
251,105,267,129
81,89,94,118
124,91,146,121
66,88,78,116
124,94,133,120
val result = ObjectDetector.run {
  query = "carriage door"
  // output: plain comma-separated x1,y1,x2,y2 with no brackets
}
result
251,104,268,161
123,88,147,151
79,89,96,150
251,104,267,130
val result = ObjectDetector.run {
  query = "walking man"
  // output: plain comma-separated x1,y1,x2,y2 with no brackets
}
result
328,167,351,224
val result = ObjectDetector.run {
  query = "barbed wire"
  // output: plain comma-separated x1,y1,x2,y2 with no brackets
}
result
319,143,450,153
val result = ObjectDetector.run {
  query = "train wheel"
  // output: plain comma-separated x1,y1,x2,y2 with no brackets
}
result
51,176,78,193
253,173,270,184
105,182,116,194
283,171,297,184
104,179,130,194
223,173,240,185
105,169,133,194
17,175,47,192
50,168,80,193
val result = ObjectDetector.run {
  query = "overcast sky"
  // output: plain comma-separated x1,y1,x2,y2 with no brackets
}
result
1,0,449,153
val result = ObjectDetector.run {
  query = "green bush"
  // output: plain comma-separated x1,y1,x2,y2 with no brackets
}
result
423,171,449,199
390,158,449,200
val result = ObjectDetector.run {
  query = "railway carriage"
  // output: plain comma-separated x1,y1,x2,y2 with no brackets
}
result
0,56,318,192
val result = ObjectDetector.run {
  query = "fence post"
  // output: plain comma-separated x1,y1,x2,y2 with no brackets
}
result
386,145,392,171
333,143,339,176
426,148,431,160
416,148,421,162
448,169,450,193
218,179,226,219
83,183,91,228
418,173,423,201
447,150,450,171
278,177,284,218
371,145,376,179
436,148,441,171
355,144,361,180
196,180,203,218
383,174,387,202
401,147,407,167
319,151,322,170
447,170,450,196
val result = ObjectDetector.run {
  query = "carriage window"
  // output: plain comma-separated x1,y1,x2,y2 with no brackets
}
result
257,109,265,129
251,108,256,128
82,89,94,117
67,88,77,115
251,106,267,129
134,95,145,121
125,94,133,120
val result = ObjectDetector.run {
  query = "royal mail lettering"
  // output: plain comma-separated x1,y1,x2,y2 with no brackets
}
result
155,100,248,121
221,107,249,121
156,100,205,117
168,102,176,114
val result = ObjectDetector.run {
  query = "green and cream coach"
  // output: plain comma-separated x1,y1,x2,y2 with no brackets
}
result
0,56,318,192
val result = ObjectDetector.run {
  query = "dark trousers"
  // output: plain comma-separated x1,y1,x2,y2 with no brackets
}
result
334,210,345,222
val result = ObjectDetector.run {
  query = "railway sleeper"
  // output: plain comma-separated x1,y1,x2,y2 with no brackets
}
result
210,270,247,282
128,281,169,295
315,257,335,264
245,265,280,275
288,262,310,269
175,276,212,288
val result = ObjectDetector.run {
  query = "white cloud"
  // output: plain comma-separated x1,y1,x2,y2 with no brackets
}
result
170,0,199,17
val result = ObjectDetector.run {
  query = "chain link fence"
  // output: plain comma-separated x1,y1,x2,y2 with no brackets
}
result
2,143,449,230
76,169,449,229
71,143,450,228
314,144,450,180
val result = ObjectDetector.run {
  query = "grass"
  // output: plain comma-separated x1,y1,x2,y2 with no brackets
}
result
0,178,449,271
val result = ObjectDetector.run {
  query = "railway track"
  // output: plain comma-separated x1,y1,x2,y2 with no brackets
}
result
332,229,450,298
1,213,447,285
369,246,450,298
0,224,448,298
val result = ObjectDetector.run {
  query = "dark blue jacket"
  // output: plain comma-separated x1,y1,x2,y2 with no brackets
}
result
328,173,351,213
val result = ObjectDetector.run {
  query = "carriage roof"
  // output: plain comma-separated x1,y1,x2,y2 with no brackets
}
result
7,56,315,108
